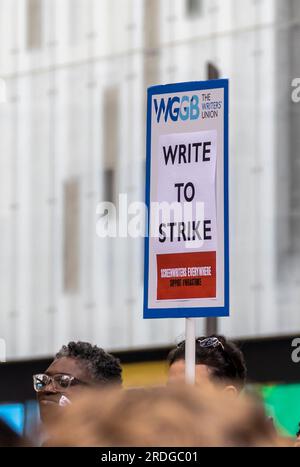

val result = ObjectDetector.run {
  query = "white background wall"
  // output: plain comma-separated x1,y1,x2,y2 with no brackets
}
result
0,0,300,360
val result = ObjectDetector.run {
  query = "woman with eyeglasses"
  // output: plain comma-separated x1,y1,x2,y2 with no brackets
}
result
33,341,122,428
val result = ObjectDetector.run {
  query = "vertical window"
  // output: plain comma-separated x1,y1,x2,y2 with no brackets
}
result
63,178,80,293
69,0,83,45
144,0,160,90
205,62,219,336
144,0,160,49
103,86,119,204
207,62,220,80
27,0,42,49
186,0,203,18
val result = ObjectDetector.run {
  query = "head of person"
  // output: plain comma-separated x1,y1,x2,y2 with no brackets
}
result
167,335,247,396
46,384,286,447
33,341,122,424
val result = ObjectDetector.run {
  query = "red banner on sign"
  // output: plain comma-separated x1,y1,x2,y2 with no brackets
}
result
157,251,216,300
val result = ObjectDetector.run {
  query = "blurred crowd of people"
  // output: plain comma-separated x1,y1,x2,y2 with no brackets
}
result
0,336,299,447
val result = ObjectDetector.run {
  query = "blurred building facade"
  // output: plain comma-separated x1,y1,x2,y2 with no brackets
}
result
0,0,300,359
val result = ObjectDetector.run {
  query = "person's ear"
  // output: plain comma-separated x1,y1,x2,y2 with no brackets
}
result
223,385,238,398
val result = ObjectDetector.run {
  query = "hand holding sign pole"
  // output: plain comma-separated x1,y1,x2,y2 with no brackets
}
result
144,80,229,383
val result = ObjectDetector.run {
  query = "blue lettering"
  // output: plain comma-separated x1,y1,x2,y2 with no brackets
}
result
179,95,190,121
190,95,200,120
169,97,180,122
154,95,200,123
154,98,166,123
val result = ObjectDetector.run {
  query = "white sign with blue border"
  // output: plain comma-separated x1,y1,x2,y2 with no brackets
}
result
144,80,229,319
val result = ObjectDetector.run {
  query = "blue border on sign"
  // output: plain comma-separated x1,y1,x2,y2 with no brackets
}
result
143,79,229,319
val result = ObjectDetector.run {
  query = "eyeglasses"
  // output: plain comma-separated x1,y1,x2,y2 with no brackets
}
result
33,373,86,393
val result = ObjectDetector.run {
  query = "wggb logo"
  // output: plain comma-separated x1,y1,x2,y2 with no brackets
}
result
154,95,200,123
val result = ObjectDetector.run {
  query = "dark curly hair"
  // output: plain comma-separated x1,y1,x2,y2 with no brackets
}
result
56,341,122,386
167,335,247,390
